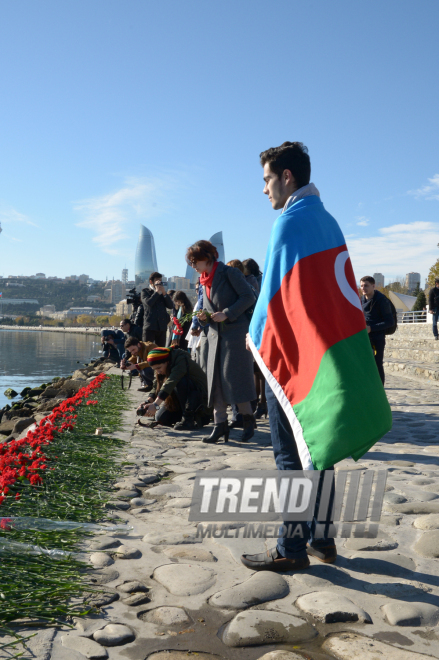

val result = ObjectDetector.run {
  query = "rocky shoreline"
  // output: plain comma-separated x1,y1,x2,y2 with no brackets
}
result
0,359,113,441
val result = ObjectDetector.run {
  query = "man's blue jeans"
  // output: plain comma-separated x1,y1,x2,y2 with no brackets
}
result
433,311,439,338
266,382,335,558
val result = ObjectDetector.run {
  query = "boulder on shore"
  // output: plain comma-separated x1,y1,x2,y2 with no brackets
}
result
4,388,18,398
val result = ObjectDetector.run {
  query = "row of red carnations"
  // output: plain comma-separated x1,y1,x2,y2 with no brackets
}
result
0,373,108,505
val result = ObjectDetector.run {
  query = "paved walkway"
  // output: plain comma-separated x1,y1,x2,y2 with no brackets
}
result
5,370,439,660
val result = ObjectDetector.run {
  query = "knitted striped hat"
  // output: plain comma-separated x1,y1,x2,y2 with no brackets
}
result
147,347,172,365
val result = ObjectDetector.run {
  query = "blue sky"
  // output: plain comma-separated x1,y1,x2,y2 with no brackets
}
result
0,0,438,286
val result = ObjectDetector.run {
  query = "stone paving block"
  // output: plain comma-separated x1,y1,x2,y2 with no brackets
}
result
345,529,397,551
61,634,108,658
348,551,416,576
89,552,114,568
386,501,439,514
413,530,439,557
142,606,191,625
296,590,372,623
115,580,149,593
221,610,317,647
112,544,141,559
256,653,304,660
147,653,221,660
122,592,151,606
143,530,201,545
210,572,289,609
93,624,135,647
153,563,216,596
382,600,439,626
163,546,216,562
362,579,432,599
413,513,439,529
323,632,434,659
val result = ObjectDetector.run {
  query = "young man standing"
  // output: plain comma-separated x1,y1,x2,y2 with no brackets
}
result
140,272,174,346
242,142,391,573
360,276,394,384
428,278,439,340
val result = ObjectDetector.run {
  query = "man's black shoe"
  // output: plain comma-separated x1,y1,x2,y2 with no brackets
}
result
306,542,337,564
241,547,310,572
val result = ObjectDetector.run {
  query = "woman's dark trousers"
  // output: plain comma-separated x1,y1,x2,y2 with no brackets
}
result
155,376,202,427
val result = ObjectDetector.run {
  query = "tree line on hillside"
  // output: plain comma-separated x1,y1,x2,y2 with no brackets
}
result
0,279,113,314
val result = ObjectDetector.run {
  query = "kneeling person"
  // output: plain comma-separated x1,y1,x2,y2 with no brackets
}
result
144,347,208,430
124,337,157,391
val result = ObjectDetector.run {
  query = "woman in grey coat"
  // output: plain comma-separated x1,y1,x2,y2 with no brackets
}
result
186,240,257,443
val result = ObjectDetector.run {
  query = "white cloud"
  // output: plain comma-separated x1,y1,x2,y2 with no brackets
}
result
74,174,180,255
0,205,38,227
356,216,369,227
408,174,439,200
347,221,439,283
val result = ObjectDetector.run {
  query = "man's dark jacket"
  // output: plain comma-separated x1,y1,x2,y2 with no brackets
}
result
124,322,142,341
141,287,173,334
361,290,394,338
429,287,439,312
122,322,142,360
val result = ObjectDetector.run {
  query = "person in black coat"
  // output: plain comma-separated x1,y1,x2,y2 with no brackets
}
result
140,271,174,346
428,278,439,339
360,276,394,385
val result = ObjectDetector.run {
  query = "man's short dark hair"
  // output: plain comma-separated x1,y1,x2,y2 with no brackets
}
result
360,276,375,285
121,318,131,325
125,336,141,348
435,278,439,284
149,272,162,282
260,142,311,188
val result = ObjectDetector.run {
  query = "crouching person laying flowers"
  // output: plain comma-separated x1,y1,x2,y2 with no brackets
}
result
140,347,211,430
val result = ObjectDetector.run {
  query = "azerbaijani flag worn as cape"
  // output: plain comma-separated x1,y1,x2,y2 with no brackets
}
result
249,195,392,471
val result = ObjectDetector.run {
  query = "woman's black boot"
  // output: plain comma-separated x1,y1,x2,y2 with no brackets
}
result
202,421,229,444
254,401,268,419
240,414,255,442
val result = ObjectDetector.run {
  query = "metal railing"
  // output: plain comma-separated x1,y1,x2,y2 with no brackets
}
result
397,310,427,323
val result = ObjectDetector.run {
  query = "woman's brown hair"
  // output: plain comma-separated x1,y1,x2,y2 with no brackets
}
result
186,240,219,266
227,259,244,273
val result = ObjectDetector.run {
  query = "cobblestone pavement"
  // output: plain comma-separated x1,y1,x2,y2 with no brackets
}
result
5,370,439,660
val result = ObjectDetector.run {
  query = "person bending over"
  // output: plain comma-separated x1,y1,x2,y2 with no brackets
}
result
124,337,157,392
141,347,209,430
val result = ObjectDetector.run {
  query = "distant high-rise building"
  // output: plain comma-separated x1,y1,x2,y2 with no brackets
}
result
210,231,225,263
184,230,225,285
405,272,421,292
78,274,89,284
110,280,125,304
135,224,158,284
171,277,191,291
122,268,128,284
373,273,385,288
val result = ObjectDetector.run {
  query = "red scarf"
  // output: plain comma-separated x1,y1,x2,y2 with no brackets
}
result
200,261,219,300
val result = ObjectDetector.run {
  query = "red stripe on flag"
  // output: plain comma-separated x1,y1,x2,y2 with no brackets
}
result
259,244,365,405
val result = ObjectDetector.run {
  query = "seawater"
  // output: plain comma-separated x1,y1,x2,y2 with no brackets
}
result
0,329,101,409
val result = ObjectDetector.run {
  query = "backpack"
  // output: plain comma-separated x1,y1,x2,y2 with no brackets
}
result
385,299,398,335
369,295,398,335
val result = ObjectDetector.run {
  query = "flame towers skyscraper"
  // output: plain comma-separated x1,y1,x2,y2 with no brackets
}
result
135,224,159,284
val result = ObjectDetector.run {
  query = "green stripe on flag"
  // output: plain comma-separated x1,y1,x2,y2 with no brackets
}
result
293,329,392,470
